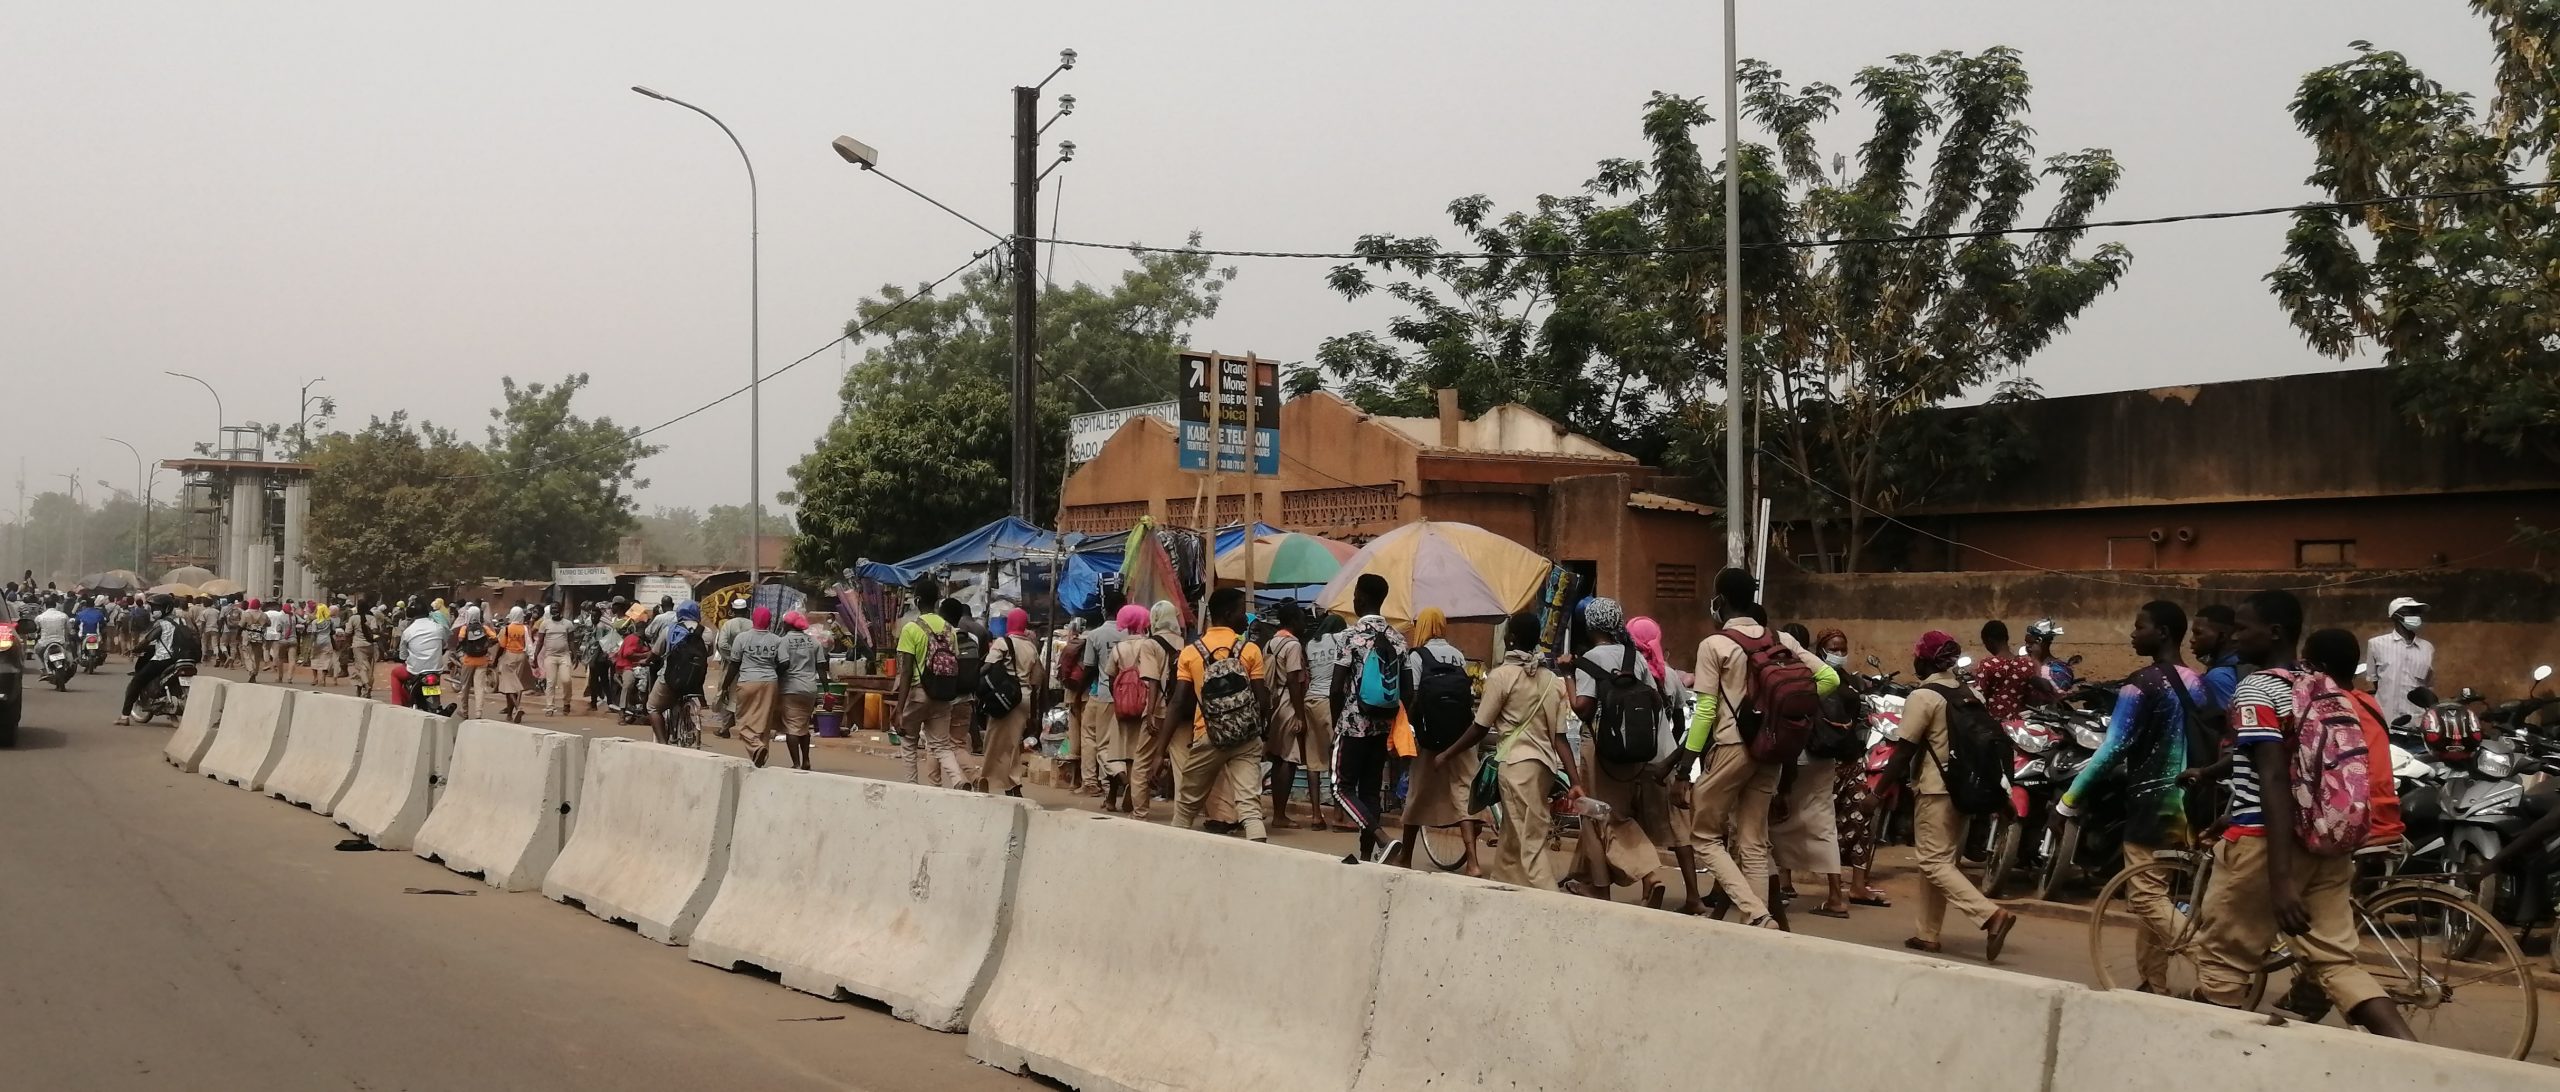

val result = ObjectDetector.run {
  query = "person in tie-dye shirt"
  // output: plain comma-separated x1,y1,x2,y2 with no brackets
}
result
2057,601,2201,993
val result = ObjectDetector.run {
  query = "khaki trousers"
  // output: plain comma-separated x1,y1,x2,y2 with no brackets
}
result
1687,743,1780,921
1078,699,1115,785
1913,793,2005,944
902,688,965,788
981,706,1032,794
1131,707,1174,815
733,680,778,766
2118,841,2179,990
541,650,572,714
2194,836,2382,1010
1172,735,1266,840
1492,759,1559,889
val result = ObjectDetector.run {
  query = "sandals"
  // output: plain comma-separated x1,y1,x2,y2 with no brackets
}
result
1808,906,1852,919
1849,893,1894,908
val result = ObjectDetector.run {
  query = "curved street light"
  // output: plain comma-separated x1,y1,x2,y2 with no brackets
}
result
164,370,224,456
633,85,764,589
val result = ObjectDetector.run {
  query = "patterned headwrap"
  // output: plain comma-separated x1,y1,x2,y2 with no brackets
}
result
1581,596,1626,639
1914,629,1962,674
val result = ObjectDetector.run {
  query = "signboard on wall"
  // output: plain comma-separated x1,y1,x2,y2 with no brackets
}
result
552,565,615,586
632,575,694,607
1068,401,1178,465
1176,350,1281,475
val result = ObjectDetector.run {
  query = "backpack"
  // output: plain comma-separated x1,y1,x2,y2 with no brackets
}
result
1572,651,1663,765
1411,651,1478,752
918,619,961,701
1805,684,1867,762
661,626,709,695
978,636,1024,718
1354,637,1403,721
2272,668,2374,857
458,622,493,656
1110,638,1154,718
1194,635,1265,749
1730,629,1821,764
167,620,202,663
1922,683,2012,816
1057,634,1090,692
953,626,986,695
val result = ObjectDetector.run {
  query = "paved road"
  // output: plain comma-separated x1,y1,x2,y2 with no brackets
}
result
9,662,2551,1087
0,673,1028,1091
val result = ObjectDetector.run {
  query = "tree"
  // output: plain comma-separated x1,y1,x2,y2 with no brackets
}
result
2269,6,2560,462
481,374,660,578
305,414,498,597
1317,48,2130,570
697,504,794,570
787,245,1230,574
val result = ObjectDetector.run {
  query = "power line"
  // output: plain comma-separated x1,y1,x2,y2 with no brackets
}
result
435,246,998,482
1025,179,2560,262
1752,445,2520,594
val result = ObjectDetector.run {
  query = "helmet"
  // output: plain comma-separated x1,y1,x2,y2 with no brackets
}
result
2422,704,2482,764
2026,618,2064,642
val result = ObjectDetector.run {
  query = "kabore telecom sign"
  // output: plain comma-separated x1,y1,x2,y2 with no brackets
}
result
1176,350,1280,475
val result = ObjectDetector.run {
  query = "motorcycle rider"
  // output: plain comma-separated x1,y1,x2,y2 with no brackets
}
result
398,597,450,714
2026,618,2075,691
34,596,73,680
75,597,107,662
116,595,191,725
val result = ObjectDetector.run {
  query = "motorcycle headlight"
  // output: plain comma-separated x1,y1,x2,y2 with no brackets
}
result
2476,747,2516,780
2071,722,2108,750
2005,721,2054,754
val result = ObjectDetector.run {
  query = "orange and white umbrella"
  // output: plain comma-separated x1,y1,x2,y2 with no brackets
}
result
1313,521,1550,624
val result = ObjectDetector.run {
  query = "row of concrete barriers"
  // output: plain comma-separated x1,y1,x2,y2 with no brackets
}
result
166,678,2547,1091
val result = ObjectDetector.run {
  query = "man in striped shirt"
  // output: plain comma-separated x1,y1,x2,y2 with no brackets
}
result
2190,589,2412,1040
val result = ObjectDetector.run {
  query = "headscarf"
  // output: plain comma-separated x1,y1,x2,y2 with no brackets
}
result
1006,607,1030,637
676,601,701,621
1627,615,1669,682
1914,630,1963,675
461,605,481,625
1413,607,1449,646
506,606,524,624
1116,603,1151,633
1150,599,1182,638
782,610,808,631
1580,596,1625,640
1814,628,1848,655
988,614,1007,638
751,605,773,630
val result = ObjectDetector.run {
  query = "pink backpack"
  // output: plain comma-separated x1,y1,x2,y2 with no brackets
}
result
2274,668,2374,856
1111,642,1153,719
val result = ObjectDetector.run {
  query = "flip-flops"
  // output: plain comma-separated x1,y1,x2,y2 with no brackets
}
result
1808,906,1852,919
1850,894,1893,908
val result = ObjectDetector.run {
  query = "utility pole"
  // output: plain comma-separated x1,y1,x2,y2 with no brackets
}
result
1010,85,1039,522
1721,0,1748,574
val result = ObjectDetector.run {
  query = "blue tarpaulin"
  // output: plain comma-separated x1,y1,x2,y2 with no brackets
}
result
852,517,1077,589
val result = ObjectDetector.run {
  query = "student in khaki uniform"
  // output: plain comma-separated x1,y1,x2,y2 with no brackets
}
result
979,608,1043,797
1127,601,1185,820
1881,629,2019,959
1576,605,1704,912
1480,611,1576,888
894,593,969,788
1388,608,1478,870
1658,569,1836,929
1169,587,1269,842
1258,602,1317,829
1102,603,1165,813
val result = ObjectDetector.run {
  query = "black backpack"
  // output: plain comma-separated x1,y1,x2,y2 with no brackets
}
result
977,636,1024,718
1923,683,2010,815
458,622,494,656
1574,651,1664,766
1410,653,1476,752
1805,684,1867,762
660,627,709,695
166,620,202,663
953,626,986,695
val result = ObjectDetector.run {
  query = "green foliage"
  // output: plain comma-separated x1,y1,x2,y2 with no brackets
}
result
480,374,660,578
1319,47,2130,569
2269,5,2560,462
0,490,185,586
787,245,1229,575
305,413,500,597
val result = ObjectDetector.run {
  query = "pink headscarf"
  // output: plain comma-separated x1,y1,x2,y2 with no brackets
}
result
781,610,808,631
1627,616,1670,684
1006,607,1030,636
1115,604,1150,633
751,605,774,630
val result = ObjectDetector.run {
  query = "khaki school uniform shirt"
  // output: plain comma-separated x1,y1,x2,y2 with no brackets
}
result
1692,619,1828,747
1262,631,1306,734
1894,670,1965,795
1479,652,1566,769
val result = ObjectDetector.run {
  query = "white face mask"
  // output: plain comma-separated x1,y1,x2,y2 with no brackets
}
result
2399,615,2424,633
1823,652,1848,669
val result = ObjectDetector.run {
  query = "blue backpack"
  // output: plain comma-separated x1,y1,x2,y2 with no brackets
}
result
1356,640,1402,720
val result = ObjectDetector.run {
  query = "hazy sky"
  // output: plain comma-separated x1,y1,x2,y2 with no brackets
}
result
2,1,2497,516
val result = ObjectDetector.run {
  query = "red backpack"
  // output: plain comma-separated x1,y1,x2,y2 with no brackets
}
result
1729,628,1821,764
2271,668,2373,856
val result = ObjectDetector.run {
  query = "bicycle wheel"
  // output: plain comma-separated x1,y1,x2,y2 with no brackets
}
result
2086,856,2205,995
1417,823,1469,871
2355,885,2537,1061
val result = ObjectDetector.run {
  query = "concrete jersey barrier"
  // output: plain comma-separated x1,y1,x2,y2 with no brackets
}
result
689,772,1033,1030
2051,984,2552,1091
968,811,1399,1092
543,740,745,944
197,684,296,791
1353,872,2070,1090
162,676,227,772
413,720,587,891
333,705,451,851
265,692,373,813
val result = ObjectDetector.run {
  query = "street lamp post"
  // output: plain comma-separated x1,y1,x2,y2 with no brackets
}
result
297,377,327,458
165,371,224,457
102,437,147,574
633,85,763,591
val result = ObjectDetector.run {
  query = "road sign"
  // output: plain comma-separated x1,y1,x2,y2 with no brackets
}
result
1068,401,1178,465
1177,351,1280,475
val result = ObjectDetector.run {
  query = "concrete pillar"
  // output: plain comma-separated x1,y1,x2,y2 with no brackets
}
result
280,478,310,600
242,543,274,601
226,472,260,585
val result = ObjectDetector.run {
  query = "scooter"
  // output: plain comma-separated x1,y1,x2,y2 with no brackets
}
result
2031,683,2124,901
2398,666,2559,957
1977,710,2061,899
131,660,195,724
403,669,455,717
38,639,75,691
78,631,105,674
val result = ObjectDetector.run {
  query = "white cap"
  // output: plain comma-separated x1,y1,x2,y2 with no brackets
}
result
731,597,748,610
2387,596,2427,617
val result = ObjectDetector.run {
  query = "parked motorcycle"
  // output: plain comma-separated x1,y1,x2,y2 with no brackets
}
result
2399,666,2559,957
130,660,196,724
1976,710,2062,899
2030,682,2124,901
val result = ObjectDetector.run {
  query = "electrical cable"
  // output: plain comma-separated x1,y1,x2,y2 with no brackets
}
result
1024,179,2560,262
433,246,998,482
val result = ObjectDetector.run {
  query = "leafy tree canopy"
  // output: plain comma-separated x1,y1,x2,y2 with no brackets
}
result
480,373,660,578
305,413,499,598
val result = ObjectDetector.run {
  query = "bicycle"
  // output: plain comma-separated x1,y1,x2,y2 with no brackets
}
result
2086,842,2537,1060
